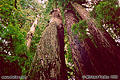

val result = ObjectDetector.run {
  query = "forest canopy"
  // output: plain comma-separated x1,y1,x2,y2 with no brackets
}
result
0,0,120,80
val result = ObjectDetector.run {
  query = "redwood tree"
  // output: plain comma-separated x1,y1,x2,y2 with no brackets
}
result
27,9,67,80
71,2,120,74
64,9,97,80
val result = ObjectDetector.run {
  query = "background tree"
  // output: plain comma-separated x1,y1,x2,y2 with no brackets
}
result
26,15,39,50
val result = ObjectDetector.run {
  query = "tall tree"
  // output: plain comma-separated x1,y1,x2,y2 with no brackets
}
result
64,9,97,80
71,2,120,74
26,15,39,50
28,9,67,80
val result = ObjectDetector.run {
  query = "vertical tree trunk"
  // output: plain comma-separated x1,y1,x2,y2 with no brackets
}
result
64,10,97,80
28,9,67,80
26,16,38,50
15,0,17,9
72,2,120,74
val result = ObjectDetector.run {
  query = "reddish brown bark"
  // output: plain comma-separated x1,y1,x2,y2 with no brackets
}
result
64,10,97,80
72,2,120,75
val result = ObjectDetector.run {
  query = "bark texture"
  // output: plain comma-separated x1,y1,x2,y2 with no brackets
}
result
27,9,67,80
72,2,120,74
64,10,97,80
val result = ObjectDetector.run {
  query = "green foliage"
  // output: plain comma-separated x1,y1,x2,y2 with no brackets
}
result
72,20,88,40
0,0,26,26
30,25,44,53
64,28,73,64
0,23,27,54
65,42,73,64
0,0,27,55
91,0,120,38
0,0,45,76
64,28,75,79
45,0,54,13
92,1,118,24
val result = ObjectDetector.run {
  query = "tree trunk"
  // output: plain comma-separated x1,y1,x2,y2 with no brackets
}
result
15,0,17,9
27,9,67,80
26,15,38,50
64,10,97,80
72,2,120,74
